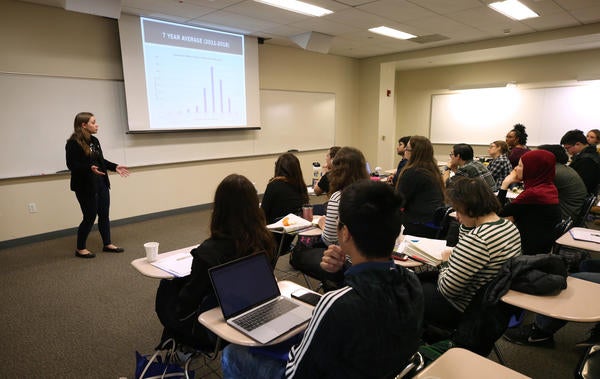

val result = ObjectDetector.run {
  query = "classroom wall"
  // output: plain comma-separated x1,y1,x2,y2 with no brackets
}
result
0,0,360,242
393,49,600,163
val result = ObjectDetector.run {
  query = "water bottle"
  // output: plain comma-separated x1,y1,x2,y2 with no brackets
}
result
312,162,321,187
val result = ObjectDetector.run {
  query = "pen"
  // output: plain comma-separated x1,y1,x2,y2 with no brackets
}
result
176,255,192,261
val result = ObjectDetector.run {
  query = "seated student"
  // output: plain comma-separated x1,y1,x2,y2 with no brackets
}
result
313,146,340,196
538,144,587,221
420,177,521,331
261,152,309,224
560,129,600,195
221,180,424,379
395,135,445,238
154,174,276,350
289,146,369,283
498,150,562,254
443,143,497,192
389,135,411,187
487,140,513,189
506,123,531,168
586,129,600,150
504,259,600,347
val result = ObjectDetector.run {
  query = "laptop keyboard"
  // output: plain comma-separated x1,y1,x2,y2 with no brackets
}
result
233,299,298,331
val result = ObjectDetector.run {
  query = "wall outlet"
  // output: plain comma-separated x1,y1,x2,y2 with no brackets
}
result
27,203,38,213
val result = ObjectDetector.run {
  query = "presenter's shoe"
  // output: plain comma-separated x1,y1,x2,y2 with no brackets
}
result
75,250,96,259
103,245,125,253
503,323,554,347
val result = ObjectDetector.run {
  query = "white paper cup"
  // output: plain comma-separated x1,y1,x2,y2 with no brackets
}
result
144,242,159,262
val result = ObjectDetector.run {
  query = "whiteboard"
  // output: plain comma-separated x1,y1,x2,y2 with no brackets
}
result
429,85,600,146
0,72,335,179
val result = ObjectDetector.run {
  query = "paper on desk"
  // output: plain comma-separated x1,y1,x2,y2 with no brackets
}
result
398,235,447,266
151,251,193,277
267,213,313,233
569,228,600,244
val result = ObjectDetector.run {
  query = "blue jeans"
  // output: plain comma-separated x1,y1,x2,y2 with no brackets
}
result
535,265,600,334
221,344,286,379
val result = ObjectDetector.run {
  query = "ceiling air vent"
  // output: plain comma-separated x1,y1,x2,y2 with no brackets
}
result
408,34,450,44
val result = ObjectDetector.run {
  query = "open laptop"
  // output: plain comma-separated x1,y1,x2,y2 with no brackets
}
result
208,253,313,344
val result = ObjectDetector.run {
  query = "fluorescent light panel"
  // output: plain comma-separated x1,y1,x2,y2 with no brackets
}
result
489,0,539,21
254,0,333,17
368,26,416,40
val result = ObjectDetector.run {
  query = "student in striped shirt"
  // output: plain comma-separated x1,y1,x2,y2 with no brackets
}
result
421,176,522,331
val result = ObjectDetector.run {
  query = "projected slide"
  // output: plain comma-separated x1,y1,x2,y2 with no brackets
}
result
141,18,247,129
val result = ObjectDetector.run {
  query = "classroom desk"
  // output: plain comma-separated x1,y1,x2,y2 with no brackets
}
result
414,348,530,379
130,245,196,279
554,227,600,253
501,276,600,322
198,280,314,346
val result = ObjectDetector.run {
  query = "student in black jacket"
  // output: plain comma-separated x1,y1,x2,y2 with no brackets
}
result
222,181,424,379
65,112,129,258
561,129,600,195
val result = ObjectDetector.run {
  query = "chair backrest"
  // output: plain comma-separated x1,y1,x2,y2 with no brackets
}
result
551,217,573,254
574,194,597,227
430,206,454,240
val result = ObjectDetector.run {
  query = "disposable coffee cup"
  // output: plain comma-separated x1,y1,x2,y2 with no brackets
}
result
144,242,159,262
302,205,313,222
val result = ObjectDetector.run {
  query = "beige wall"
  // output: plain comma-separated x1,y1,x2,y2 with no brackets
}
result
0,0,360,242
393,49,600,163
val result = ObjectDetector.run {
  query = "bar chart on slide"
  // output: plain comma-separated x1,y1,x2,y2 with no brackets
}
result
140,18,247,129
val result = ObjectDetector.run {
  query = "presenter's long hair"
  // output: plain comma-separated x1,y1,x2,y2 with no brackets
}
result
328,146,370,193
397,136,444,194
69,112,94,156
211,174,275,260
271,153,309,204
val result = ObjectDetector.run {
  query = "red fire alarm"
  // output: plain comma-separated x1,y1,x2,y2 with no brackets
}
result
386,89,391,97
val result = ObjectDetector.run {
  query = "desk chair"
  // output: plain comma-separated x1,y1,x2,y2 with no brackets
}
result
551,217,573,254
574,194,597,228
395,352,425,379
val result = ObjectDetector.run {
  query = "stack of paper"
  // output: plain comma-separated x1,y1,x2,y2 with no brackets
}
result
151,251,193,277
267,213,313,233
569,228,600,244
399,235,447,266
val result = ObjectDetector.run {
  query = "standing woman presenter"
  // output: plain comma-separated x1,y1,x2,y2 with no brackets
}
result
66,112,129,258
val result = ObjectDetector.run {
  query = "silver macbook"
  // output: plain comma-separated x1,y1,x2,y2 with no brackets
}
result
208,253,312,344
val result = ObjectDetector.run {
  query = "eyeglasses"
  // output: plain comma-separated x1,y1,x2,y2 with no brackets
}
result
405,148,412,152
563,144,574,152
449,152,455,157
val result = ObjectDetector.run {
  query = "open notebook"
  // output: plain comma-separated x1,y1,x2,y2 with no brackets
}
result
150,247,195,277
395,235,447,266
267,213,313,233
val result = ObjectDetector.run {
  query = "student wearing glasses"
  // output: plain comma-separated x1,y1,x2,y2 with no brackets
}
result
443,143,497,192
560,129,600,195
487,140,513,189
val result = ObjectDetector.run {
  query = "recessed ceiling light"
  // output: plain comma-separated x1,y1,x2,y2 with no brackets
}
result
368,26,416,40
489,0,539,21
254,0,333,17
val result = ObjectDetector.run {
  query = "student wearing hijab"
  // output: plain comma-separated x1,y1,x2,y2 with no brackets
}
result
497,150,562,254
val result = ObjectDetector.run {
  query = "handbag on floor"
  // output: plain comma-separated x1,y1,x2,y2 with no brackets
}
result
135,338,193,379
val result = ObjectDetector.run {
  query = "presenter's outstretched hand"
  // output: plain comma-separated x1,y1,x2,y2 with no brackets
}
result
116,165,130,177
320,244,345,273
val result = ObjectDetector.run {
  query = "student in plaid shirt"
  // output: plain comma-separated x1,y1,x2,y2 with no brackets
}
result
487,140,513,189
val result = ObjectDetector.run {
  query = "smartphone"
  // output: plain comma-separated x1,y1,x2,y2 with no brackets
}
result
291,289,322,306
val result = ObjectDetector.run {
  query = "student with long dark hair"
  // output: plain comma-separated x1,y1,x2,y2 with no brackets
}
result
155,174,276,349
65,112,129,258
261,153,309,224
395,136,445,238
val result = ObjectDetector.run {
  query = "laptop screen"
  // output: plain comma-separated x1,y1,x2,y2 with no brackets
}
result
209,253,280,319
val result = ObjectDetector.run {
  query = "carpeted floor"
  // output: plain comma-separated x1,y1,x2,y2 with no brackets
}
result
0,207,595,378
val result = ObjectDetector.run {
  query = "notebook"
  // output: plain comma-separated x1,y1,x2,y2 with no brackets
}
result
208,253,313,344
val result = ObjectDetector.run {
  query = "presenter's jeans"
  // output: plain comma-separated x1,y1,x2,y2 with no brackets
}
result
75,178,111,249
